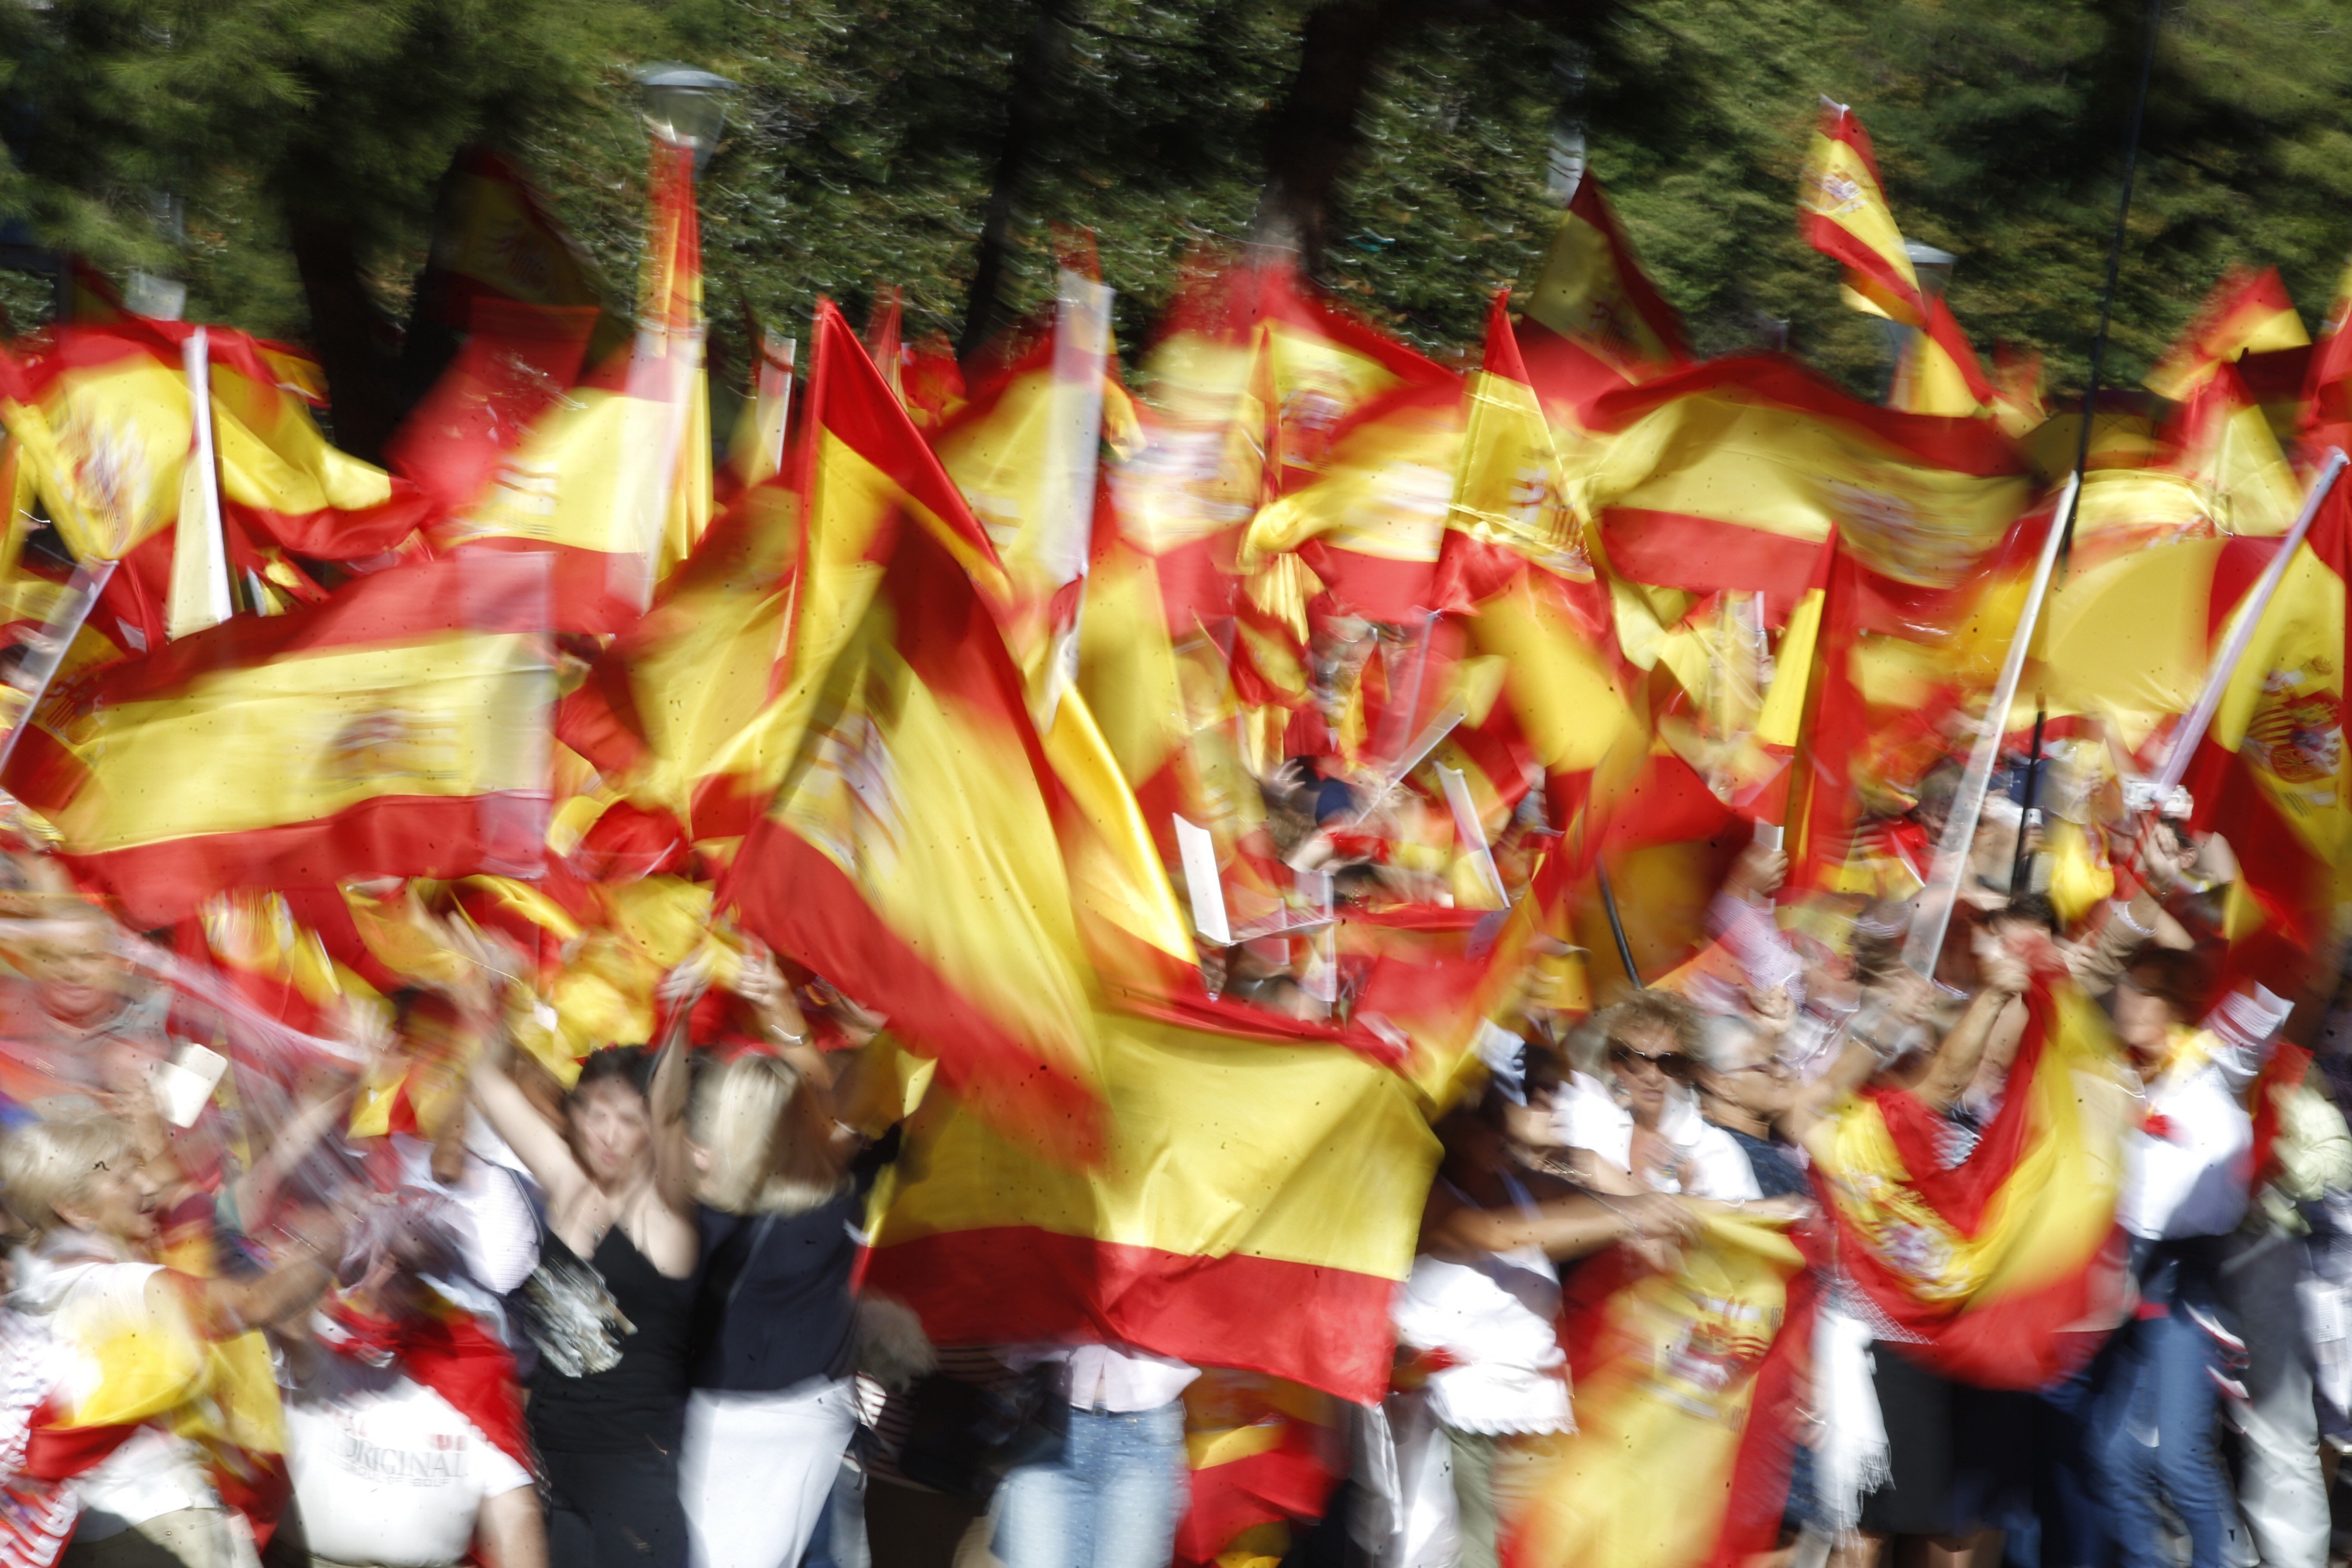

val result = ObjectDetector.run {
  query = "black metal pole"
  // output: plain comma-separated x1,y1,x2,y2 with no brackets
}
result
2062,0,2163,567
2010,702,2045,896
1596,862,1642,991
2017,0,2161,896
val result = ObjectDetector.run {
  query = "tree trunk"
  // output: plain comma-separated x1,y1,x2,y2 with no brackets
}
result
1259,0,1458,273
285,214,406,463
958,0,1076,362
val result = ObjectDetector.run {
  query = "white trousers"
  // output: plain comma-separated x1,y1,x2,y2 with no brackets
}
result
679,1378,860,1568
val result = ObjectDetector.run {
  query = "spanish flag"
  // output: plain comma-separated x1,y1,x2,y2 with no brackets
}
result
1889,295,1995,419
1798,100,1929,329
1813,976,2131,1387
4,551,555,925
727,298,1113,1162
3,1253,291,1557
1576,356,2028,613
1449,290,1605,589
387,298,601,519
0,318,432,573
408,147,614,335
1176,1371,1341,1567
433,140,709,630
2185,469,2352,946
2146,266,2310,402
861,1008,1441,1401
1504,1213,1813,1568
1521,172,1688,378
1243,379,1462,622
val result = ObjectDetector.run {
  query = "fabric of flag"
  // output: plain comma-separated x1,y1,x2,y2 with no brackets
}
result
387,299,601,519
433,140,709,632
1175,1371,1341,1567
1520,174,1688,378
1575,358,2028,614
1812,976,2130,1388
408,147,612,333
724,297,1122,1161
1245,379,1463,622
1449,291,1605,588
1889,295,1994,418
860,1007,1441,1401
1798,101,1929,328
0,319,431,575
1503,1212,1812,1568
4,551,554,926
2184,470,2352,946
2146,266,2310,401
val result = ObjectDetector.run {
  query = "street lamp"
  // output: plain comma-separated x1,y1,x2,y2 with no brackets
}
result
633,64,738,174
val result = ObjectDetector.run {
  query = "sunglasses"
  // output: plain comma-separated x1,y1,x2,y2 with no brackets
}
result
1608,1041,1693,1081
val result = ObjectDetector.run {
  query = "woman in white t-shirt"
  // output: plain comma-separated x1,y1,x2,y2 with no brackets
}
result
1550,993,1763,1202
282,1194,545,1568
0,1105,342,1568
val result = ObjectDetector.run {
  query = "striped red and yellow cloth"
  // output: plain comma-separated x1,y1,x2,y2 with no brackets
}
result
1812,976,2130,1388
861,1006,1441,1402
4,551,554,925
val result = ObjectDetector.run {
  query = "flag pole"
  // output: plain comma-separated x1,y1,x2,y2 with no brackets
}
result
1596,862,1642,991
2151,447,2349,795
2012,0,2161,892
1903,472,2078,976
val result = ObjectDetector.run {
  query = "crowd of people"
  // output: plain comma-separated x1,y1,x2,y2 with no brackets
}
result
0,727,2339,1568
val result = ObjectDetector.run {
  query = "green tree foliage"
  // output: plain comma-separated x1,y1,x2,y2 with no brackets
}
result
3,0,2350,409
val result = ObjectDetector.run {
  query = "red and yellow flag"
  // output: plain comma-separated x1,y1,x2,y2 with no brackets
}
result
4,552,554,925
432,140,709,630
1505,1213,1813,1568
1578,356,2028,610
0,319,431,573
2147,266,2309,402
1798,100,1929,328
1889,295,1995,419
861,1008,1441,1400
1813,976,2130,1387
1520,172,1688,384
2185,471,2352,945
725,299,1115,1162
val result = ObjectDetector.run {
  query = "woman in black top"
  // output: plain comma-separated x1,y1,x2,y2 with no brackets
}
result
679,954,867,1568
474,1029,700,1568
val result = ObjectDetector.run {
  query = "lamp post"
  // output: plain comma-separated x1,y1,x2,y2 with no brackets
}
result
633,64,738,174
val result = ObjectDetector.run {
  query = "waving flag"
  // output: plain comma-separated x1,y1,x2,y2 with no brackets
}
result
1505,1213,1813,1568
1521,174,1688,381
1890,295,1994,419
1799,100,1929,328
1578,357,2028,612
862,1008,1441,1400
0,320,431,574
1814,978,2130,1387
4,552,554,925
433,140,709,630
2185,470,2352,945
2147,266,2309,401
726,299,1119,1162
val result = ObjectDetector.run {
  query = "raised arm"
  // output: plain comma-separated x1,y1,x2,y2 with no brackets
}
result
1422,1185,1695,1263
648,979,701,1216
470,1032,591,1219
1914,937,2028,1112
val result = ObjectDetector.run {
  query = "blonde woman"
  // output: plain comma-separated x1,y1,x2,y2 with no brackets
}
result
678,956,867,1568
2,1106,340,1567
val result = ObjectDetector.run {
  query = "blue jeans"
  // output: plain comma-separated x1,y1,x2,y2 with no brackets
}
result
2094,1310,2232,1568
993,1402,1190,1568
